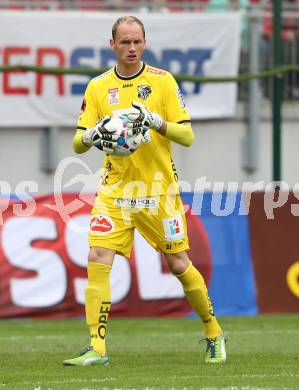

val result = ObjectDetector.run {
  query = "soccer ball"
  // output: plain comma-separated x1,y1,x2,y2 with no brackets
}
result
104,116,150,157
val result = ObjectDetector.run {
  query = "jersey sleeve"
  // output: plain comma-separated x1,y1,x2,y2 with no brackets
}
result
164,73,191,124
76,79,99,129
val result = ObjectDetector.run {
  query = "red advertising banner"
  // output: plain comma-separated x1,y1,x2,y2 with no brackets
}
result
249,192,299,313
0,194,212,319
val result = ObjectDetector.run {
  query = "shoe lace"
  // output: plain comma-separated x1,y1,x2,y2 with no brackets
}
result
79,346,93,356
200,338,216,357
199,336,226,358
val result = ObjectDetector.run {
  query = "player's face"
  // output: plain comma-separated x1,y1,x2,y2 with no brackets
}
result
110,22,146,74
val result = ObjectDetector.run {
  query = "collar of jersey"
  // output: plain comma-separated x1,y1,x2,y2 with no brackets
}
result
114,62,145,80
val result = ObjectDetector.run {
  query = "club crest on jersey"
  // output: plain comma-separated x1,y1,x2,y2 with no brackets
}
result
137,85,152,100
108,88,119,105
90,214,114,235
162,215,185,242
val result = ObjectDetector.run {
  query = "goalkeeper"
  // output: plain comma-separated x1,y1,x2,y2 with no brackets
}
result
64,15,226,366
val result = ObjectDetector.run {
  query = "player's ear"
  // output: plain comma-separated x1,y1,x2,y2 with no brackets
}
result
110,39,115,50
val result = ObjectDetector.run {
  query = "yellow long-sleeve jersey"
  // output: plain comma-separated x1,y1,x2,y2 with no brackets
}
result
73,63,194,198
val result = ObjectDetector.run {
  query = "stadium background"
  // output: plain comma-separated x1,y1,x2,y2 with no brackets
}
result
0,0,299,330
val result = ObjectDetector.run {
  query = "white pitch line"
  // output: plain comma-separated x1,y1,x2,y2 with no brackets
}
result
198,388,280,390
170,373,299,379
0,378,116,387
0,381,294,390
0,329,298,341
225,329,299,335
0,335,71,340
199,388,276,390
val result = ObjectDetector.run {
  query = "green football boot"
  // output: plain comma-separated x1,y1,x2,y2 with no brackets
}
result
63,346,109,367
204,334,227,363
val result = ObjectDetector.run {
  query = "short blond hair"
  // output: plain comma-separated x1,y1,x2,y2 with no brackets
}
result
112,16,145,40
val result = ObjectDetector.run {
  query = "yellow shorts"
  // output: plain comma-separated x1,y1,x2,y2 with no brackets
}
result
88,194,189,258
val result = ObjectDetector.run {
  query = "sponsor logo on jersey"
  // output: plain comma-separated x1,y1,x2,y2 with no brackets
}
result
114,197,157,209
80,98,86,114
137,85,152,100
163,215,185,242
100,161,112,187
123,83,133,88
108,88,119,105
146,67,167,76
171,158,179,182
90,214,114,234
176,87,186,108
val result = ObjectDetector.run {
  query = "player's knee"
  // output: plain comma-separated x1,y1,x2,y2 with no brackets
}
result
88,246,115,265
164,251,190,275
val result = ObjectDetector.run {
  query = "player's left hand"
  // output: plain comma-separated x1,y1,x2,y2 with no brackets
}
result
126,101,163,135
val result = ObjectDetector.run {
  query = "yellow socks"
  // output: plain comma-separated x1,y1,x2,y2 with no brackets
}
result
176,262,222,339
85,262,111,356
85,260,220,355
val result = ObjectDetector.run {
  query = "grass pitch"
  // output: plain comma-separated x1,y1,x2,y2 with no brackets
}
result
0,315,298,390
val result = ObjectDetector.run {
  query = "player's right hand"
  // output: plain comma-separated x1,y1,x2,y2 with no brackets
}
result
82,116,119,153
